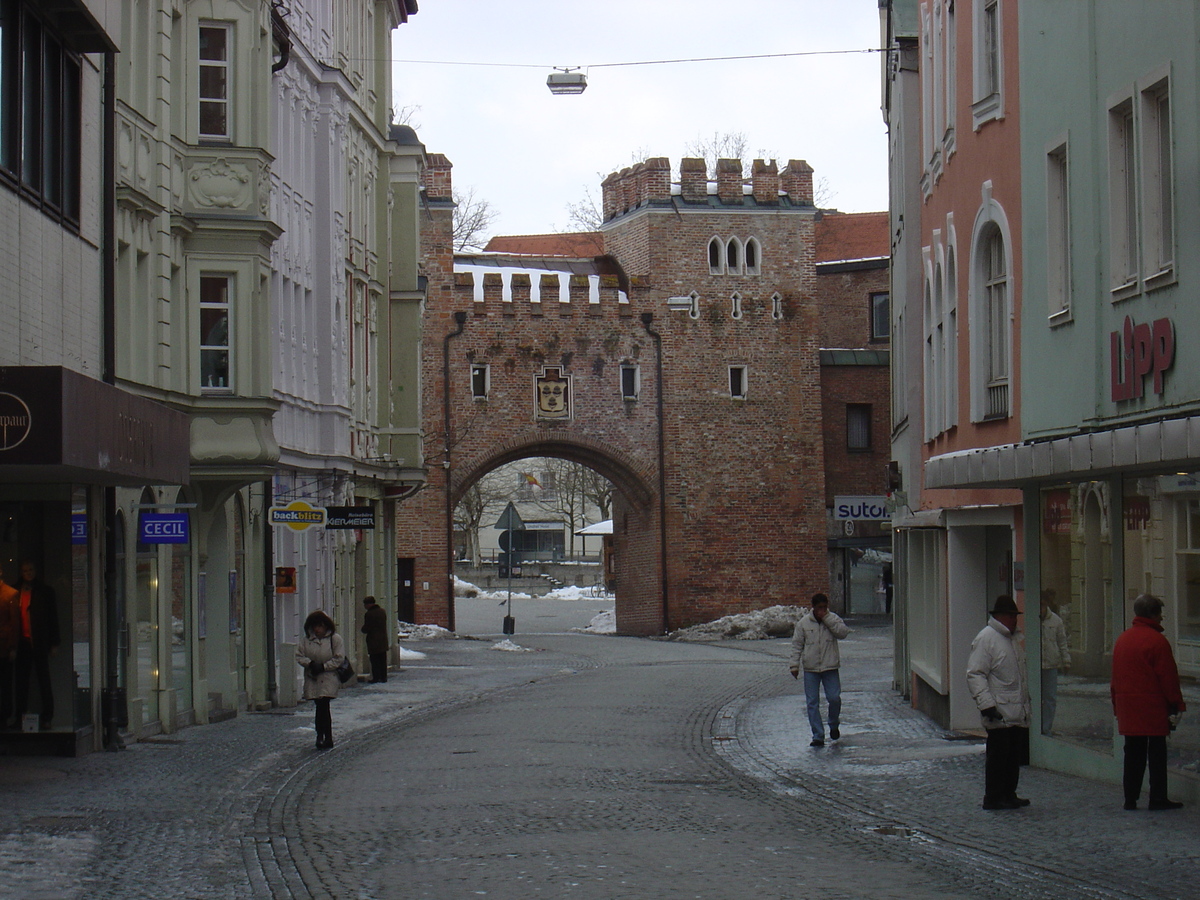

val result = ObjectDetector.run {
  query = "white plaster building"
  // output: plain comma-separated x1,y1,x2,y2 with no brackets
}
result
266,0,424,705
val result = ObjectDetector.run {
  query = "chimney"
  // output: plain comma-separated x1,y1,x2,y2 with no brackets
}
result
751,159,780,205
780,159,814,206
716,158,743,205
679,157,707,203
601,171,620,221
423,152,453,199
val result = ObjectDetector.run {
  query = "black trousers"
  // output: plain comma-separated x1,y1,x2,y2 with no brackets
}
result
314,698,332,742
1123,735,1168,804
369,652,388,683
15,639,53,724
984,726,1025,801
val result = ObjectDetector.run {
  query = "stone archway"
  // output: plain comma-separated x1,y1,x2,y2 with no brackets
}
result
449,436,661,635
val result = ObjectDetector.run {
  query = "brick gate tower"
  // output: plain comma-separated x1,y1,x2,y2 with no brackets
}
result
399,155,829,635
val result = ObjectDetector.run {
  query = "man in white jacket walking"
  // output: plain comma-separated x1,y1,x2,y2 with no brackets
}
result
789,593,851,747
967,594,1032,809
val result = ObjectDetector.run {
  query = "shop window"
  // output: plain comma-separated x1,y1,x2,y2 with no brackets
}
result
1040,483,1113,754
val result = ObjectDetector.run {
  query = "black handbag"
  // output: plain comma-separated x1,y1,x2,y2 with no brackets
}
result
335,656,355,684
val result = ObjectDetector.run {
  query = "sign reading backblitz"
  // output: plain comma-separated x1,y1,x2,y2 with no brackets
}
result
269,500,327,531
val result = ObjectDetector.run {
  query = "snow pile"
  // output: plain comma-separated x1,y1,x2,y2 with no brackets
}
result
397,622,458,640
664,604,805,642
397,646,427,660
543,584,612,601
578,609,616,634
490,639,534,652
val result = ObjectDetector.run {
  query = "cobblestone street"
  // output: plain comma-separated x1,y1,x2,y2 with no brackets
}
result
0,620,1196,899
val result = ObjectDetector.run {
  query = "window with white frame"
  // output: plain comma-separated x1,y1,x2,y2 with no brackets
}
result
1109,96,1138,295
726,237,742,275
708,237,723,274
471,363,489,400
620,364,639,401
1046,142,1071,319
744,237,761,274
982,226,1008,418
730,292,743,320
924,276,940,441
943,0,956,151
200,274,232,392
944,242,959,428
1141,77,1174,285
199,23,231,140
972,0,1003,127
968,187,1012,423
728,365,747,399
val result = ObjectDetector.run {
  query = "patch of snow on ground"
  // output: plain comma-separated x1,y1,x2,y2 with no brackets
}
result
578,609,616,634
397,646,427,660
397,622,458,640
664,604,805,641
490,639,534,652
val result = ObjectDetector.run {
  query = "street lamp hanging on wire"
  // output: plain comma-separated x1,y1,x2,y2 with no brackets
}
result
546,67,587,95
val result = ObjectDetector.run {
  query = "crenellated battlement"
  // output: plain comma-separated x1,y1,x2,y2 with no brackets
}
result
452,265,636,320
601,156,814,221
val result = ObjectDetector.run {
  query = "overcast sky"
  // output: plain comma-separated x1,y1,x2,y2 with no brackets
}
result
391,1,888,240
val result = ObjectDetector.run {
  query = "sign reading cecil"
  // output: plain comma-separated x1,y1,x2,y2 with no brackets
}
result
269,499,326,531
325,506,375,529
833,496,889,521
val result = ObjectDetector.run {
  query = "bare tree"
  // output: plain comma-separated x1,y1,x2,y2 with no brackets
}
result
685,130,752,176
564,184,603,232
454,469,511,564
453,186,497,251
392,103,422,128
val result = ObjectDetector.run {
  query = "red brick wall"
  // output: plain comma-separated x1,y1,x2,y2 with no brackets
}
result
404,156,890,633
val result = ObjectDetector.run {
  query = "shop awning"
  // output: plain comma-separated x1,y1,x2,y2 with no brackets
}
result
0,367,191,486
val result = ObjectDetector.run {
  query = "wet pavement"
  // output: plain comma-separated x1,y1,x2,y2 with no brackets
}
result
0,614,1196,899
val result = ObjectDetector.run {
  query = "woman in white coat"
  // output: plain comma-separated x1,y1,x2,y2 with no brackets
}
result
296,610,345,749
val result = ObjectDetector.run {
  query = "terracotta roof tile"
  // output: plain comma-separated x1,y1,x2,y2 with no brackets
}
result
814,211,889,264
483,232,605,257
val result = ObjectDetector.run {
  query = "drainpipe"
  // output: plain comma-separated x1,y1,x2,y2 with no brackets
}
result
100,49,126,750
641,313,670,633
262,481,277,706
443,311,467,631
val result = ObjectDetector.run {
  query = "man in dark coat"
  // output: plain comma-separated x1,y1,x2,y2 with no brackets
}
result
1111,593,1186,810
361,596,389,683
14,560,60,730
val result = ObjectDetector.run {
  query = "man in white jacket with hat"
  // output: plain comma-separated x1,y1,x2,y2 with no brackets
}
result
967,594,1032,810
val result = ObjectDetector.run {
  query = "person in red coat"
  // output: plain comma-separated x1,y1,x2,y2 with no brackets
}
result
1110,594,1186,810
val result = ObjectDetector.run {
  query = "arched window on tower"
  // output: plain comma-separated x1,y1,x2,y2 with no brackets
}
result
744,237,761,275
708,237,723,274
726,237,743,274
